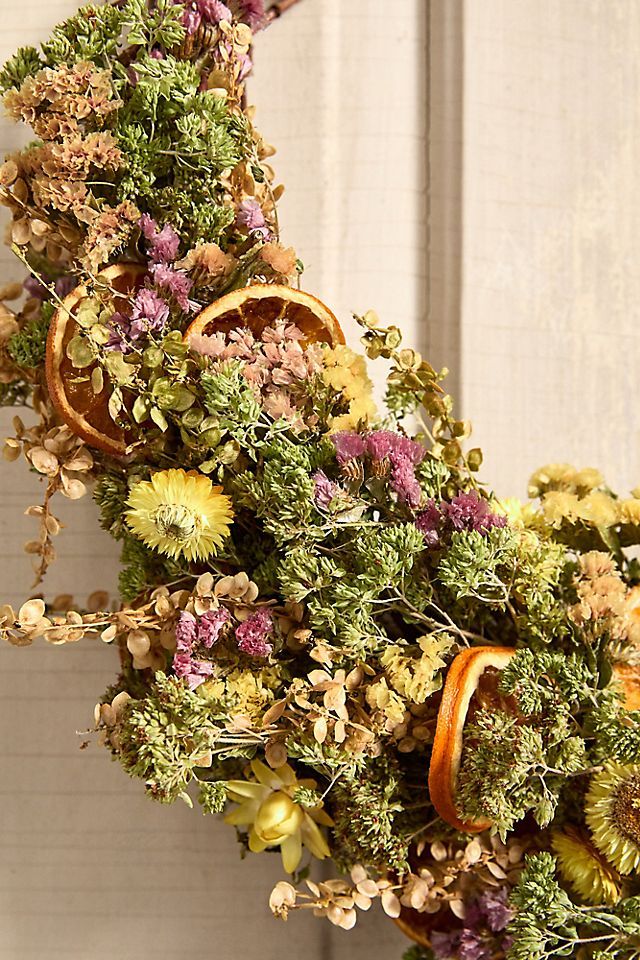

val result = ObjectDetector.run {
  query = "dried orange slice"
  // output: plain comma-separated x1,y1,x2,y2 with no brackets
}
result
183,283,345,347
429,646,515,833
613,663,640,711
46,263,146,458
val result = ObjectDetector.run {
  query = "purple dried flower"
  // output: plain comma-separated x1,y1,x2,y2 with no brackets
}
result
55,276,76,299
459,930,492,960
235,51,253,80
235,608,273,657
197,608,230,648
199,0,232,22
151,225,180,264
24,274,76,301
130,288,170,336
150,47,166,60
138,215,180,263
330,431,367,464
150,263,197,313
415,499,442,547
366,430,425,467
430,930,460,960
181,4,202,32
23,276,47,300
105,312,135,353
236,199,270,239
175,611,198,649
237,0,265,28
139,213,158,240
390,458,422,508
174,653,215,690
313,470,339,510
443,490,507,535
478,889,513,933
173,610,228,690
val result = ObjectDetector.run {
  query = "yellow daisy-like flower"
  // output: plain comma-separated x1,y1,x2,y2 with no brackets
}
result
322,344,377,430
496,497,547,532
552,828,621,904
225,760,332,873
541,491,581,526
618,498,640,525
586,762,640,875
125,468,233,562
575,491,619,528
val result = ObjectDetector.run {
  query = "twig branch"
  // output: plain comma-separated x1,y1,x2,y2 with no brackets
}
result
265,0,304,25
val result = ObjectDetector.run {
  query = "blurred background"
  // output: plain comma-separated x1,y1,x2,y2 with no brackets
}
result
1,1,639,957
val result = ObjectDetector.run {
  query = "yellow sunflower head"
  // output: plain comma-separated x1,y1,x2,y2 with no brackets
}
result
552,827,621,905
586,762,640,875
125,468,233,562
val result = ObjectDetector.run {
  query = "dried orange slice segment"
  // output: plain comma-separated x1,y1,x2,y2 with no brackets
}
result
46,263,146,458
183,283,345,347
429,646,515,833
613,663,640,711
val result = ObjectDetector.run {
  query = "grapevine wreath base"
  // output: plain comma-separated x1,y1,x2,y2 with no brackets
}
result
2,4,640,960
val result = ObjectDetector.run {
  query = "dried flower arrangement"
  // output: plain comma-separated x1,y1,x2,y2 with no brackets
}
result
2,4,640,959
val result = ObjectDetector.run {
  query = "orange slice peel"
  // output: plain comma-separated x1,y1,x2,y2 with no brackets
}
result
428,645,515,833
46,263,146,458
183,283,345,348
613,663,640,712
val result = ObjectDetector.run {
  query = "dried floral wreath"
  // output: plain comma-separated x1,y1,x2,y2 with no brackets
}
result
2,3,640,959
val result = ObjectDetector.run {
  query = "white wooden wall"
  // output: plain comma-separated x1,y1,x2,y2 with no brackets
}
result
454,0,640,498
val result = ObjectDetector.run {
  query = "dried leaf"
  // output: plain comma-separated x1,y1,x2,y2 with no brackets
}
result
18,598,45,625
381,891,401,919
313,716,328,744
262,699,287,726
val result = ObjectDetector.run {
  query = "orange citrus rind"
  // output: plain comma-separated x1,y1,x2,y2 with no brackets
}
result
45,263,146,458
183,283,345,348
428,646,516,833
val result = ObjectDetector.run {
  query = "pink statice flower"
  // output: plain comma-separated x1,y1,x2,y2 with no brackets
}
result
173,652,215,690
235,608,273,657
330,429,425,507
173,611,214,690
180,2,203,32
199,0,232,22
198,608,230,648
139,213,158,240
150,263,197,313
236,199,270,239
172,608,230,690
430,889,512,960
415,499,442,547
331,432,367,464
366,430,425,466
313,470,340,510
389,458,422,508
138,214,180,263
105,312,137,353
237,0,265,29
175,610,197,646
188,321,324,430
443,490,507,534
478,889,512,933
130,288,170,337
366,430,425,507
151,225,180,263
262,390,304,430
188,331,230,358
